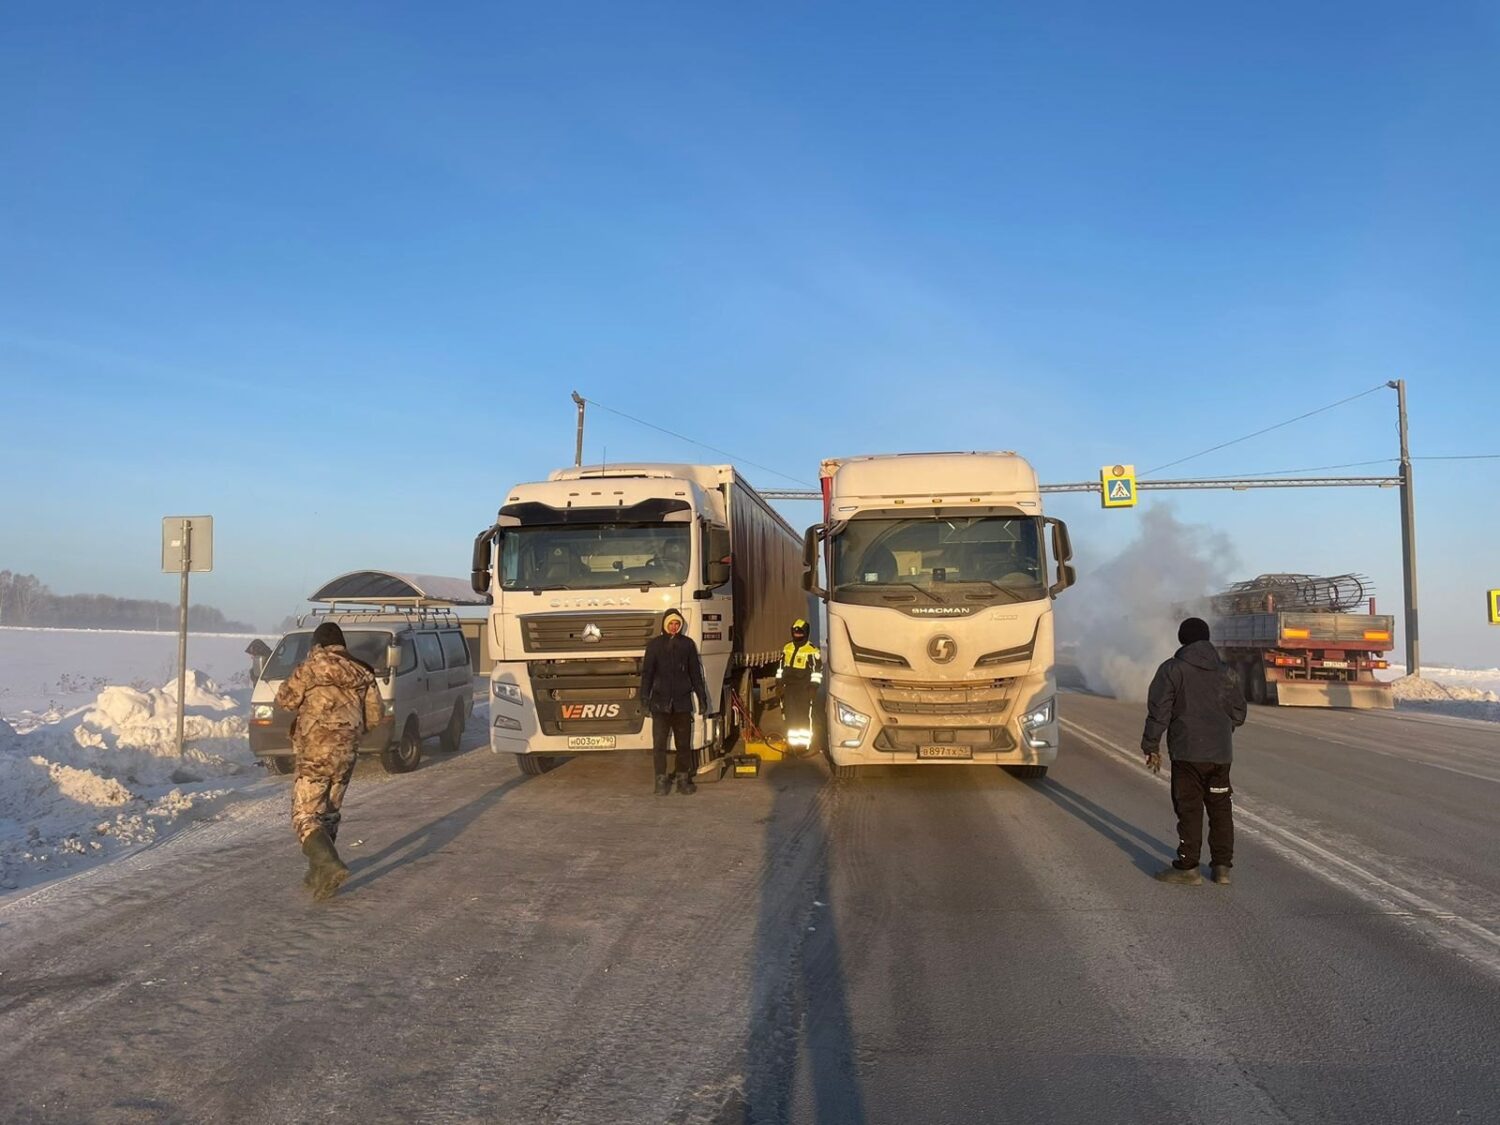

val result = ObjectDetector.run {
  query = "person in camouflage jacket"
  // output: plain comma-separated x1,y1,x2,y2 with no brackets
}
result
275,620,383,899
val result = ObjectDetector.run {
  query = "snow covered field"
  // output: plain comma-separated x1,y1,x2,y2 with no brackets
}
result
0,628,276,892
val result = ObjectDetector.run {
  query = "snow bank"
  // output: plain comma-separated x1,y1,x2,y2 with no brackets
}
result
1380,671,1500,724
0,670,263,891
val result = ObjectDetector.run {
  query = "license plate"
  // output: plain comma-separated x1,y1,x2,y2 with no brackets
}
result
918,744,972,760
566,736,616,749
1321,660,1349,669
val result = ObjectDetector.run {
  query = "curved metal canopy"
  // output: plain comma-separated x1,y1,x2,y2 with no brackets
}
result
309,571,490,606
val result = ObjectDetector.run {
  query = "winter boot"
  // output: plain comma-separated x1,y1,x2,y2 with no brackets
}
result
654,774,672,796
1153,865,1203,886
301,828,350,901
675,772,697,796
1210,865,1233,885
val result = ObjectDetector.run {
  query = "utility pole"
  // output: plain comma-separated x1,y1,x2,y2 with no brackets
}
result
1390,379,1420,677
571,391,586,467
176,521,192,757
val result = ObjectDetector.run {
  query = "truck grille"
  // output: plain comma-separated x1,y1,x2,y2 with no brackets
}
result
873,678,1014,717
529,658,647,735
520,612,661,653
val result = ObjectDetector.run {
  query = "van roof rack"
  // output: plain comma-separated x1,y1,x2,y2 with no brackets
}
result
293,604,463,629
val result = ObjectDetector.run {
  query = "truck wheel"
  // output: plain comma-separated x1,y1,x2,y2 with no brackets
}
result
1239,662,1256,703
266,755,294,776
1004,765,1048,780
1249,660,1268,705
439,702,465,753
830,761,860,780
517,754,554,776
382,720,423,773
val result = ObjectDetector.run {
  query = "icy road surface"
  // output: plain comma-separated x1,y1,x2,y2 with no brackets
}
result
1,695,1498,1124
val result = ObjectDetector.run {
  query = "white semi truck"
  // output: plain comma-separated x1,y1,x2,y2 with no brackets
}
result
471,464,806,775
803,452,1075,779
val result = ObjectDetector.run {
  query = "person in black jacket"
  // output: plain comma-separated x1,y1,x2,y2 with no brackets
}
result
1142,616,1247,886
640,609,710,796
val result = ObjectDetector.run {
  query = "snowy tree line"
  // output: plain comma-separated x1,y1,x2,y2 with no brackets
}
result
0,571,255,633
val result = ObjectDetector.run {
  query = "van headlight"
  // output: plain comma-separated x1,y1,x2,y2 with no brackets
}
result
252,704,273,722
382,700,395,718
1021,699,1054,729
492,681,524,706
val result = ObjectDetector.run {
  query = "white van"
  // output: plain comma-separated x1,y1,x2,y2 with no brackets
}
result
249,577,485,774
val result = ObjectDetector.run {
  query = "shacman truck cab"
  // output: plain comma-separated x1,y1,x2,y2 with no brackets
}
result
804,452,1075,779
249,571,485,776
471,464,806,777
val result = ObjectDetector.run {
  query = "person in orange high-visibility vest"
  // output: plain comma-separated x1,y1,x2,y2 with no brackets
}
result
776,619,822,751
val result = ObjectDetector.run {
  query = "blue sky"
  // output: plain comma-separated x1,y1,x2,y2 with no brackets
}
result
2,2,1497,664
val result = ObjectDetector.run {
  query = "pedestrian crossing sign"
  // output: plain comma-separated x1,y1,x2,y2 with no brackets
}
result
1488,589,1500,625
1100,464,1137,509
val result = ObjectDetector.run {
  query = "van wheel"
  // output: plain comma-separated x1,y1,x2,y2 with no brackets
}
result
516,754,554,776
266,755,294,776
382,720,423,774
439,703,465,753
1004,765,1048,780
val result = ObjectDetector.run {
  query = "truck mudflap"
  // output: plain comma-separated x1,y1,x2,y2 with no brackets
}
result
1272,681,1393,710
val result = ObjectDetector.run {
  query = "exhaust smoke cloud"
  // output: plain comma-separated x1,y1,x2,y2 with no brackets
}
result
1057,506,1240,702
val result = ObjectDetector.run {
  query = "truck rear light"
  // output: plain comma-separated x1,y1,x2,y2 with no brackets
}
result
1363,631,1390,642
1375,660,1388,669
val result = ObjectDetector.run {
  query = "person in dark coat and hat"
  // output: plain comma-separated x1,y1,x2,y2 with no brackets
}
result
1142,616,1248,886
639,609,710,795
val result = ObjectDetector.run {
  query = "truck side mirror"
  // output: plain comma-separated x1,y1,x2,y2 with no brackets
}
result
471,527,495,595
802,525,828,598
705,554,732,588
1046,518,1075,597
1049,563,1076,599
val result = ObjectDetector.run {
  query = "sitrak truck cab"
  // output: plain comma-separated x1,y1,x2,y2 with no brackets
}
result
804,452,1075,779
471,464,805,775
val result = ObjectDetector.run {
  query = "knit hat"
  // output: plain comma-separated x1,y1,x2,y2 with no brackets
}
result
1177,617,1211,645
312,621,347,648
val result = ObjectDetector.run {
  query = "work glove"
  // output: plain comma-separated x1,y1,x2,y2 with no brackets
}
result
1144,751,1162,775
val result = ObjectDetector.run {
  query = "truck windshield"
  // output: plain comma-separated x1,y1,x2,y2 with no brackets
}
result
500,525,692,591
831,516,1045,604
261,630,395,682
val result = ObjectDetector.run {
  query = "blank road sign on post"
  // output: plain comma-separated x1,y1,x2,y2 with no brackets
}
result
1488,589,1500,625
1100,464,1137,509
162,516,214,573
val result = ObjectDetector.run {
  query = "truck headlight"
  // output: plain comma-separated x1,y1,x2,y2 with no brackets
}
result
1021,697,1055,749
1020,699,1054,729
252,704,273,723
492,681,524,706
833,699,870,749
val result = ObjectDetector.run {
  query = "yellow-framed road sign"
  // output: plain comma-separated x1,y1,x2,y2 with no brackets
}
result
1101,464,1137,509
1489,589,1500,625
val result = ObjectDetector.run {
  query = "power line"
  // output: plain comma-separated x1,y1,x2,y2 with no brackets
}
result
1144,382,1390,475
1163,457,1396,482
1413,453,1500,461
580,396,815,487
